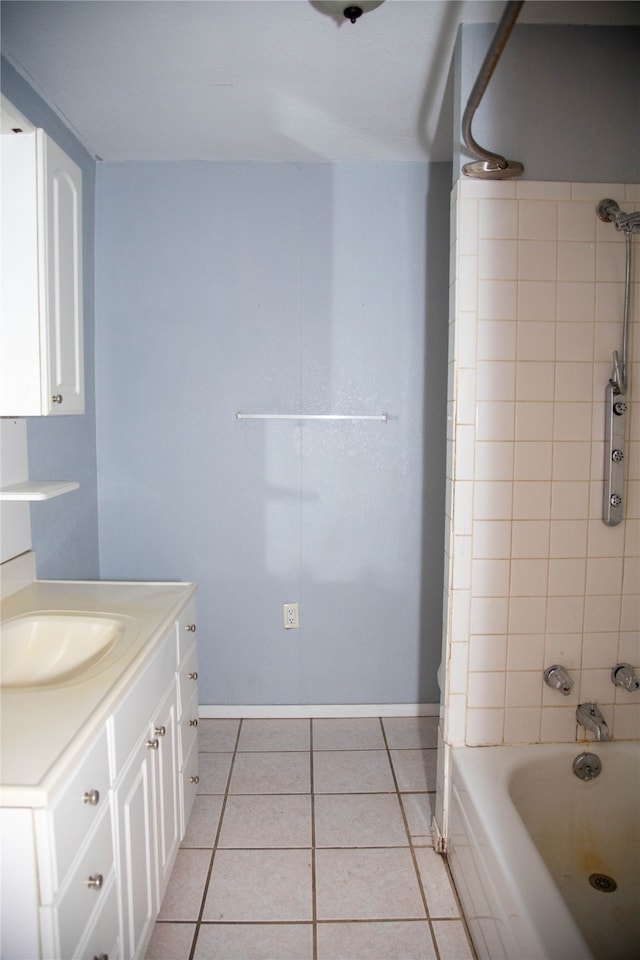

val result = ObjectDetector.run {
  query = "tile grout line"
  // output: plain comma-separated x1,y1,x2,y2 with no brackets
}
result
187,718,243,960
379,717,443,960
310,718,318,960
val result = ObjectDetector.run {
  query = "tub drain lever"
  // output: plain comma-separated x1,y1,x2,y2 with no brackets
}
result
544,664,574,696
572,752,601,781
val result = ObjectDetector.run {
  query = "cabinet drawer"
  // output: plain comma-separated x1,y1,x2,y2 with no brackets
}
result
75,869,120,960
108,629,176,778
35,727,110,900
51,804,114,960
177,643,199,716
178,685,200,767
176,599,197,663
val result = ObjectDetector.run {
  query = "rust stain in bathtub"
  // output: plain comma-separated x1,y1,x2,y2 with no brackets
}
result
579,849,609,878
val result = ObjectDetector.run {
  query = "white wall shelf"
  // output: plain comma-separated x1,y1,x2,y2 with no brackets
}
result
0,481,79,501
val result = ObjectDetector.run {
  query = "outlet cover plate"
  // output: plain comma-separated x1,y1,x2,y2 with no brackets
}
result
283,603,299,629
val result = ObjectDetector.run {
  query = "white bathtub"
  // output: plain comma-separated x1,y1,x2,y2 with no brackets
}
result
448,741,639,960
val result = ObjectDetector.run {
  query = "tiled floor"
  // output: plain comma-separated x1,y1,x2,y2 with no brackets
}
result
146,717,476,960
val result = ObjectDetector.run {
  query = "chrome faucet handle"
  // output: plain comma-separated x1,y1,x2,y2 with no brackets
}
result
544,664,574,696
611,662,640,691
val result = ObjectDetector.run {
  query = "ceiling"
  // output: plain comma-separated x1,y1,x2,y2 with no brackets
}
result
1,0,639,162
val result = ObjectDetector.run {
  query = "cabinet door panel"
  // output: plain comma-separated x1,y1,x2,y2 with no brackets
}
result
176,599,198,662
177,642,199,716
180,732,200,838
116,744,156,960
36,727,110,900
0,133,41,414
43,133,83,413
53,805,114,960
179,685,199,769
153,684,180,903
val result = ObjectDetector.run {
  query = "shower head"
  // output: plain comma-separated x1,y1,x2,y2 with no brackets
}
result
596,198,640,234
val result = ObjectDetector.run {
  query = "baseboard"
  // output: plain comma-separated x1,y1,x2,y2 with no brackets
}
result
199,703,440,719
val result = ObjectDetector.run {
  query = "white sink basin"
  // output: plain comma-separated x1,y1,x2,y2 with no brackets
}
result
1,613,126,687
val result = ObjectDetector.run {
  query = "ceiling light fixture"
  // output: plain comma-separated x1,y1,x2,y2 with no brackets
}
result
343,6,363,23
312,1,384,26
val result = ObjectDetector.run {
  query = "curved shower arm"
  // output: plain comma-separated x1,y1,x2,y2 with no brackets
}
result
461,0,524,178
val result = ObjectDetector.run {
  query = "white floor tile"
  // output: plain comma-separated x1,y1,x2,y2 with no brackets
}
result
315,848,425,920
157,849,211,921
317,920,437,960
312,717,385,750
315,793,408,847
237,718,310,752
193,922,313,959
382,716,439,748
218,794,312,847
228,751,310,794
145,921,195,959
197,718,240,752
313,749,395,793
415,846,461,918
432,919,476,959
149,718,476,960
390,748,438,791
202,848,313,922
181,794,224,848
401,792,436,845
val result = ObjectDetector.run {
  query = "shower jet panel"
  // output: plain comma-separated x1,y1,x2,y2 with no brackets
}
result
603,382,626,527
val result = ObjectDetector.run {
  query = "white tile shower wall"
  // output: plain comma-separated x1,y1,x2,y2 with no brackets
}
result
444,180,640,747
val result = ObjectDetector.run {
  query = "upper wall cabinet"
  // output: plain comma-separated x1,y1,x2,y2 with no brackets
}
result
1,129,84,415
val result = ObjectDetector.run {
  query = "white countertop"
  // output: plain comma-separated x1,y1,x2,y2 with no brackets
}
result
0,578,196,807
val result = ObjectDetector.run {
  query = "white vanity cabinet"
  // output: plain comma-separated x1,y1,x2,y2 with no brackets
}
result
0,587,199,960
110,621,185,960
0,128,84,416
1,736,118,960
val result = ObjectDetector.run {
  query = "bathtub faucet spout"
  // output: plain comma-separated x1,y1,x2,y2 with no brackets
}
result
576,703,611,741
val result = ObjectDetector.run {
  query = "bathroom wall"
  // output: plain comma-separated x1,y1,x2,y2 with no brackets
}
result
1,59,100,579
453,24,640,183
443,178,639,746
95,160,450,707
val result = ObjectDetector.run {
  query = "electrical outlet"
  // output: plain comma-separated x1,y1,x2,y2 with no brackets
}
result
283,603,299,629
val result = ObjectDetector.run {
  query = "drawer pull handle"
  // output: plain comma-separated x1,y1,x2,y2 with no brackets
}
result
189,719,198,727
185,623,196,632
86,873,104,890
93,954,109,960
83,789,100,806
190,775,200,784
154,725,166,737
52,394,63,404
146,738,159,750
188,671,198,680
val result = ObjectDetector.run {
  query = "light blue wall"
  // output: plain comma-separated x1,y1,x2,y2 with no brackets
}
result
95,161,450,705
0,58,100,578
454,24,640,182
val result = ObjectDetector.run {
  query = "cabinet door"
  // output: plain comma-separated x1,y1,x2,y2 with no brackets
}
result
151,682,180,904
115,740,156,960
0,129,83,416
42,132,84,414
